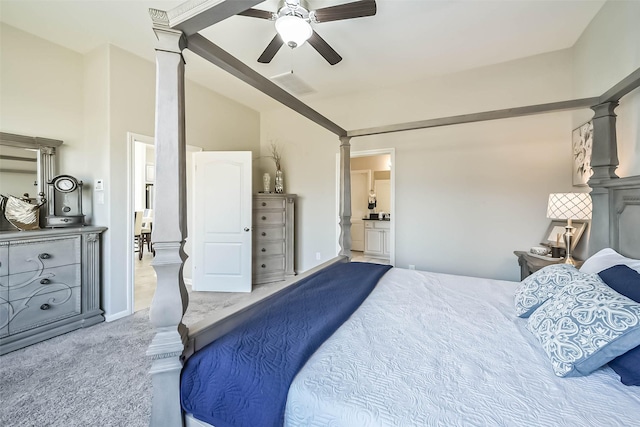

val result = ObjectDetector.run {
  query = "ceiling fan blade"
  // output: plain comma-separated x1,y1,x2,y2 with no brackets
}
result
258,34,284,63
307,31,342,65
238,8,274,20
312,0,377,23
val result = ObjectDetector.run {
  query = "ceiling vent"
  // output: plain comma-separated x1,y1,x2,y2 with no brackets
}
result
271,71,316,96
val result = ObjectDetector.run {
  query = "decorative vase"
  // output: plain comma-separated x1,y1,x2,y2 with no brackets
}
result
275,169,284,194
262,172,271,193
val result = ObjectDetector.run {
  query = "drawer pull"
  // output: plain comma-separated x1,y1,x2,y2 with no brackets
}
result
261,248,266,252
40,278,51,285
40,303,51,310
261,216,267,221
261,264,266,268
261,202,267,207
39,253,51,260
261,232,266,237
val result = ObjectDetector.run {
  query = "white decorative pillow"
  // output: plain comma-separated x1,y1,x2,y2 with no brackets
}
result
580,248,640,274
526,274,640,377
514,264,585,318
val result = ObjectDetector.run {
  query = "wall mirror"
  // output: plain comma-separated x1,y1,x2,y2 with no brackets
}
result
0,132,63,230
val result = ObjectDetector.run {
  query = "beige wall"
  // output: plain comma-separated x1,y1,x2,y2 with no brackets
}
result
262,49,577,280
1,25,260,319
0,23,85,192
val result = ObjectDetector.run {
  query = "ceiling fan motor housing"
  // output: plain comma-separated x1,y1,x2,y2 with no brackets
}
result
279,0,311,21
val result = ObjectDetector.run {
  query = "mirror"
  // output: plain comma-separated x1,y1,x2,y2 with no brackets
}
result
0,132,63,230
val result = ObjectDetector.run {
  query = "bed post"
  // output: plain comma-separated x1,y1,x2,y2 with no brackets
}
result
338,136,352,258
147,9,189,427
587,101,619,255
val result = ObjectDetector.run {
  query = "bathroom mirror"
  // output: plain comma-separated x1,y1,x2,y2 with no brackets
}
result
0,132,63,230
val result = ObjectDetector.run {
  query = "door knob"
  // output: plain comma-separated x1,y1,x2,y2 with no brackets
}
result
244,227,250,232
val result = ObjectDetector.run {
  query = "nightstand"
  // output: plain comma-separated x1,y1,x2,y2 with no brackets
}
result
514,251,583,280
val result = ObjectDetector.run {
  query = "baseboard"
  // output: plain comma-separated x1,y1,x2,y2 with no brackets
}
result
105,309,131,322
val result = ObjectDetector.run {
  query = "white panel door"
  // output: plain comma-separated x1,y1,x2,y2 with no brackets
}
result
192,152,252,292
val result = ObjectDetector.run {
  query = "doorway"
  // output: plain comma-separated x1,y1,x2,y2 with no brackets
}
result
336,148,395,265
126,132,202,314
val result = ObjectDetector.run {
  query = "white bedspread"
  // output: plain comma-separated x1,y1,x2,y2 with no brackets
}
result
284,268,640,426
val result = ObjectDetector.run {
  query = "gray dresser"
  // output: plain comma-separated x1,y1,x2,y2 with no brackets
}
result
253,194,296,285
0,226,106,355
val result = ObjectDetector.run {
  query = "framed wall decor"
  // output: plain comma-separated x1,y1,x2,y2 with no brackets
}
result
541,220,588,250
572,121,593,186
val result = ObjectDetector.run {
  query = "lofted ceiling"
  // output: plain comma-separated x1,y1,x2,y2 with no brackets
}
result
0,0,605,112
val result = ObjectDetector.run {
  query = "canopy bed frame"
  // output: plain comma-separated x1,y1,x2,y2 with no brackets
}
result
146,1,640,426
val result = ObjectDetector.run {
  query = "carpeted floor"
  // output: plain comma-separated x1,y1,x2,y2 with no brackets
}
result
0,283,282,427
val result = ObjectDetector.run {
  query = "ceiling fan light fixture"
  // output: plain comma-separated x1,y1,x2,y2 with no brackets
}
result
275,15,312,49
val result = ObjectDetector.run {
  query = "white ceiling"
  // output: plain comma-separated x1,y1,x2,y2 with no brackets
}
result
0,0,605,112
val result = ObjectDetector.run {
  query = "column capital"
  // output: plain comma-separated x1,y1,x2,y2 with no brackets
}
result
591,101,619,119
149,8,187,53
339,135,351,146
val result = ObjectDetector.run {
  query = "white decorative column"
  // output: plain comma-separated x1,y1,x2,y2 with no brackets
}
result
588,102,619,255
147,9,189,427
338,136,352,258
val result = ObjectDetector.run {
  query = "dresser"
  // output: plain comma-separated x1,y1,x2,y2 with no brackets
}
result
253,194,296,285
0,226,106,355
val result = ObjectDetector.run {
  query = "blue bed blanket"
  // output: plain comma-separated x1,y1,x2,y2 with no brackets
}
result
180,261,392,427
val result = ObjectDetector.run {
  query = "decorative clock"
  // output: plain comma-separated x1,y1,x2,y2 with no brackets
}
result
45,174,85,227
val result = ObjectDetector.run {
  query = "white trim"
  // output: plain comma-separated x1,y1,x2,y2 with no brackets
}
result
335,148,396,265
105,309,131,323
127,132,154,316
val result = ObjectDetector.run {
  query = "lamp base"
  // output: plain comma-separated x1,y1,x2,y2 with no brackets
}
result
563,220,576,266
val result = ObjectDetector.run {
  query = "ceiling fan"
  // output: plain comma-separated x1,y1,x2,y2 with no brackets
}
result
238,0,377,65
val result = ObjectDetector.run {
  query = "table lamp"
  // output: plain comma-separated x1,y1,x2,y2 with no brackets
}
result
546,193,592,265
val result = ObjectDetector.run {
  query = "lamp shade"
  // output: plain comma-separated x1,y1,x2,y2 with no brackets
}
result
275,15,312,48
547,193,592,220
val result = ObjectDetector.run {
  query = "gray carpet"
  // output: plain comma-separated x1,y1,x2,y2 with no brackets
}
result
0,283,282,427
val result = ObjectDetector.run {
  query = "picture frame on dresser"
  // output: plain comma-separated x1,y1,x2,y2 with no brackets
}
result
541,220,588,250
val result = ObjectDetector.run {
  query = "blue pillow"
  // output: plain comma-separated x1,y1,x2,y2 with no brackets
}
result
608,345,640,386
599,264,640,302
599,264,640,386
526,274,640,377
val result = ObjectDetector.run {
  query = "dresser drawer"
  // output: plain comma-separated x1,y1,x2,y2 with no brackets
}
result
254,256,285,274
254,226,285,241
0,275,8,304
8,264,80,302
0,242,8,277
9,236,80,274
255,198,285,210
9,286,81,334
254,241,285,257
254,211,285,225
0,302,8,338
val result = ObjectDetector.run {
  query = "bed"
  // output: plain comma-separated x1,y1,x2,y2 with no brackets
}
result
144,1,640,426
